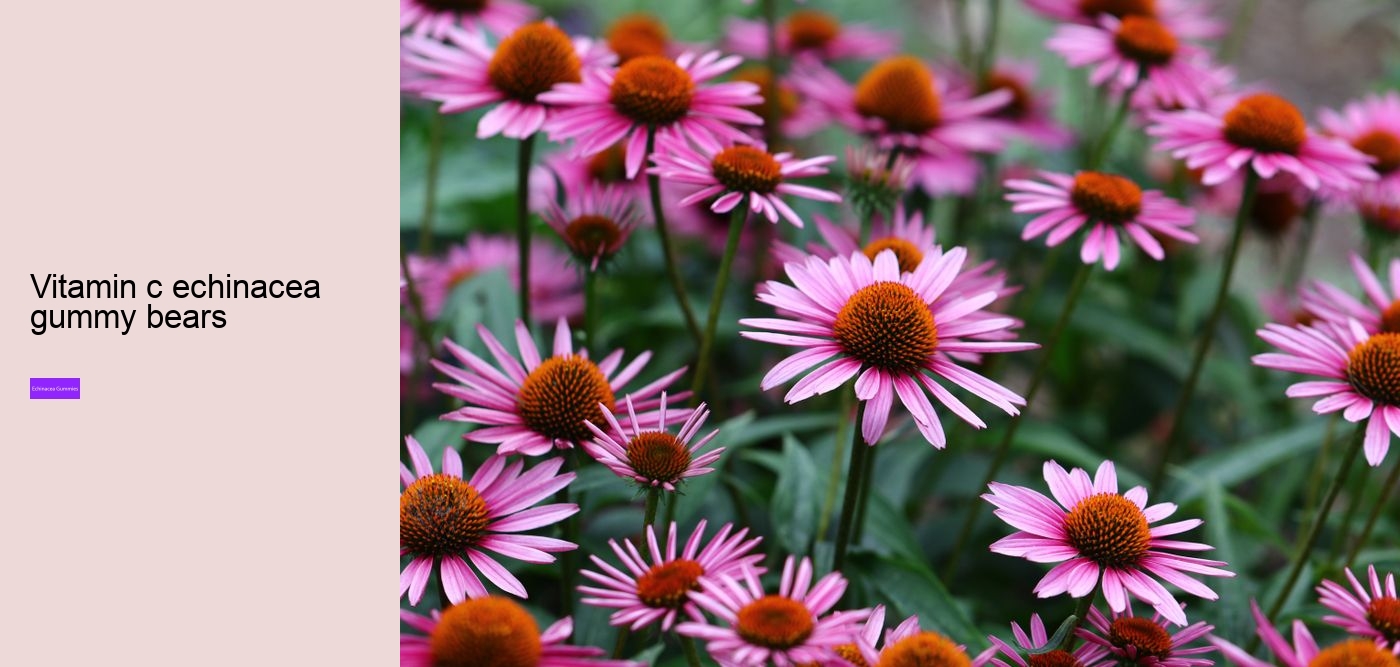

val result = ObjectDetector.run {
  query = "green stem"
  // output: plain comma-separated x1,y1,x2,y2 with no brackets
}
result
852,430,879,542
1284,200,1320,290
1151,170,1259,489
584,270,599,358
975,0,1002,86
761,0,781,149
1347,459,1400,568
419,111,444,253
952,0,973,69
1303,415,1338,518
611,627,631,659
833,402,869,572
1088,80,1142,170
646,127,702,342
680,635,705,667
1329,464,1371,564
943,260,1094,580
1062,591,1098,650
817,391,856,540
517,134,537,329
691,207,747,400
643,487,661,530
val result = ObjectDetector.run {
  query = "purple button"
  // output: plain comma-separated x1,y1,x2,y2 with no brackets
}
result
31,378,80,399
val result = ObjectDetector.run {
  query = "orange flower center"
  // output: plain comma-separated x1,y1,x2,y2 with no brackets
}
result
563,215,624,261
1113,16,1178,65
1249,190,1301,236
1078,0,1157,19
1346,333,1400,406
420,0,490,12
863,237,926,273
787,10,842,50
1306,640,1400,667
401,474,489,557
1353,129,1400,175
1223,93,1307,155
625,431,692,483
878,631,971,667
733,66,800,121
609,55,695,126
1109,616,1174,659
1368,597,1400,643
516,355,617,443
834,282,939,374
487,22,582,103
1363,201,1400,235
835,643,871,667
586,144,629,184
607,14,669,64
982,71,1033,119
855,56,943,134
635,558,705,608
736,596,815,649
1380,301,1400,334
1030,650,1085,667
430,596,543,667
1071,172,1143,224
712,146,784,194
1064,493,1152,567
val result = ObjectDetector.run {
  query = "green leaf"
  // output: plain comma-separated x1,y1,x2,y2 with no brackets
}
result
864,555,984,649
1168,420,1329,503
861,493,925,563
445,268,520,344
772,435,820,554
1204,477,1251,642
1013,422,1147,488
674,412,836,523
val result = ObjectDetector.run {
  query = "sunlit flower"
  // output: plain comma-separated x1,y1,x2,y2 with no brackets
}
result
1022,0,1224,40
676,556,869,666
1078,604,1215,667
985,460,1233,626
725,10,898,63
1320,92,1400,189
1148,92,1377,191
399,0,535,40
1300,253,1400,335
433,318,687,456
1317,564,1400,653
406,233,581,322
399,436,576,604
1212,601,1400,667
400,596,643,667
855,612,999,667
649,139,839,227
742,249,1037,448
990,613,1113,667
1253,316,1400,466
579,520,765,631
401,22,613,138
1004,170,1198,270
1048,16,1218,110
583,393,723,490
541,185,642,271
540,52,763,178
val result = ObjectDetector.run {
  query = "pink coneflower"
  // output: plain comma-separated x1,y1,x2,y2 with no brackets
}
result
854,612,999,667
1148,92,1377,191
1195,171,1310,241
741,249,1037,448
773,206,938,271
843,144,917,218
432,318,687,456
1318,565,1400,653
1359,185,1400,236
1047,16,1219,110
1212,601,1400,667
795,57,1011,196
1021,0,1224,40
725,10,897,63
730,66,831,140
1253,317,1400,466
1320,92,1400,188
532,143,646,211
604,13,672,64
399,0,535,40
989,613,1113,667
975,61,1074,148
540,52,764,179
578,520,765,631
541,185,642,271
400,22,612,139
399,436,577,604
400,596,643,667
1301,253,1400,335
1078,604,1215,667
583,393,722,490
984,460,1233,626
1004,170,1198,270
406,233,581,322
648,139,839,227
676,556,869,666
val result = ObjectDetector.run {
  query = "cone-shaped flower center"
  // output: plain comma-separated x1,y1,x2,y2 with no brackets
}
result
863,237,926,273
855,57,943,134
1353,130,1400,175
834,281,938,374
1347,333,1400,406
587,144,629,184
430,596,543,667
1223,94,1307,155
1307,640,1400,667
563,215,624,262
712,146,784,194
1368,597,1400,643
1109,616,1174,659
1065,493,1152,567
635,558,704,608
401,474,488,557
1381,301,1400,334
1030,650,1084,667
420,0,489,12
879,631,971,667
1071,172,1143,224
1113,16,1178,65
787,10,842,50
1079,0,1157,19
982,72,1032,119
609,56,696,126
734,66,799,121
1249,191,1301,236
736,596,815,649
625,431,692,483
835,644,871,667
517,355,617,443
607,14,669,64
487,22,582,103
